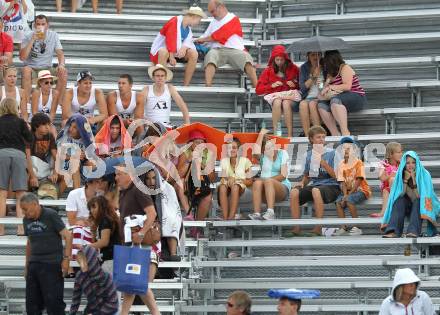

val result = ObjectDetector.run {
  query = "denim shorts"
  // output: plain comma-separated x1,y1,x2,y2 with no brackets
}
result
318,91,367,113
336,191,367,205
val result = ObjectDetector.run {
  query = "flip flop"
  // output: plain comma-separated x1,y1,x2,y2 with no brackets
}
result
382,233,397,238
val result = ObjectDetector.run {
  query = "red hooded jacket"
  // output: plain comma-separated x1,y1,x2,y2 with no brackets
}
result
256,45,300,95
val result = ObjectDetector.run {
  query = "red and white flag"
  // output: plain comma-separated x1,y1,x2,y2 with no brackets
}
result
202,12,244,51
150,15,195,64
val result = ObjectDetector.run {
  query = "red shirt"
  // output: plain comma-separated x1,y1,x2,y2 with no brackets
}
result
0,32,13,55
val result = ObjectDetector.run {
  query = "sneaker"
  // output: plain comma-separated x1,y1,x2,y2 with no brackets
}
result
227,251,240,259
333,228,349,236
233,214,241,220
183,212,194,221
248,213,262,220
349,226,363,236
262,209,275,220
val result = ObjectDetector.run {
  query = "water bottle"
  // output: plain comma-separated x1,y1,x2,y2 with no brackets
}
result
275,122,282,136
261,120,266,130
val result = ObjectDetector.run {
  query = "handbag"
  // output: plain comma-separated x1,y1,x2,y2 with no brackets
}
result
131,221,161,246
318,88,342,101
113,245,150,295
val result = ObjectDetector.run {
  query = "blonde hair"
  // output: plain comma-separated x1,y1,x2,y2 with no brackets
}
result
0,97,19,117
308,125,327,142
393,283,418,303
228,291,252,315
3,66,17,76
385,142,402,162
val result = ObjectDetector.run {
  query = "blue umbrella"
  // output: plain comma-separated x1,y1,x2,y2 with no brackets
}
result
267,289,321,300
103,156,156,176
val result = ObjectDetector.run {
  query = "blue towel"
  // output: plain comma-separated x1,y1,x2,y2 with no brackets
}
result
56,114,95,149
382,151,440,235
267,289,320,300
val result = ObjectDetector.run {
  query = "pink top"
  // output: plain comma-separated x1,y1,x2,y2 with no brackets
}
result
379,159,399,192
331,72,365,96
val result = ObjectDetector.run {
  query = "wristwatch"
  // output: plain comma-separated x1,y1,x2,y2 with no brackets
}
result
63,255,70,260
137,232,145,238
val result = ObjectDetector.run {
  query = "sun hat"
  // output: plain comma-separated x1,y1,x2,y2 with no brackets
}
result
183,6,207,19
148,64,173,82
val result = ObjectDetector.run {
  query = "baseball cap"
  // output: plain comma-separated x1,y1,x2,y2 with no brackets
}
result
76,70,94,82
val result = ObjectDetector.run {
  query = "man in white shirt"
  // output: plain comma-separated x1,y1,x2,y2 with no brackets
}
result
195,0,257,87
65,178,104,225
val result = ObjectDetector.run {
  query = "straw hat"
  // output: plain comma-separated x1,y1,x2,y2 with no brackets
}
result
148,64,173,82
183,6,207,19
34,69,57,84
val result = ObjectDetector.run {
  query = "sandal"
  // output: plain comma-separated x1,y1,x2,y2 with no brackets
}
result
406,233,418,238
382,233,397,238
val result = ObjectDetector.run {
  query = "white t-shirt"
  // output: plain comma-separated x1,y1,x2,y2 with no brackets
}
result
66,187,89,219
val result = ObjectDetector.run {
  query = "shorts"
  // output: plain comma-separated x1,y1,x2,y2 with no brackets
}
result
292,101,300,113
0,148,28,191
297,185,341,205
318,92,367,113
335,191,367,205
204,47,254,71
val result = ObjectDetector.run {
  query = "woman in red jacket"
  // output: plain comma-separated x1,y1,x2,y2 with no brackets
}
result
256,45,300,138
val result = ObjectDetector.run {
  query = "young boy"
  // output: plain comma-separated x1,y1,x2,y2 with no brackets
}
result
290,126,340,236
95,115,131,158
334,137,371,236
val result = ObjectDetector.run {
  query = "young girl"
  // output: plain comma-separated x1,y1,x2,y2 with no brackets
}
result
371,142,402,217
218,138,253,220
382,151,440,238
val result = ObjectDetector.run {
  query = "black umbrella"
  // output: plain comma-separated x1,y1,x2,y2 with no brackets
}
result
287,35,350,53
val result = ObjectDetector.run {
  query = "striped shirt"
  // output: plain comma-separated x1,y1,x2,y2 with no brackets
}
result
331,69,365,96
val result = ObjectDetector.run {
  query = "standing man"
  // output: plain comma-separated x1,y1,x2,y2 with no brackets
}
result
0,18,13,84
19,14,67,101
226,290,252,315
115,164,160,315
21,192,73,315
195,0,258,87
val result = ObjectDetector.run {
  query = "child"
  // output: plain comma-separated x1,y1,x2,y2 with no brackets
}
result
382,151,440,238
95,115,132,158
370,142,402,218
290,126,341,236
333,137,371,236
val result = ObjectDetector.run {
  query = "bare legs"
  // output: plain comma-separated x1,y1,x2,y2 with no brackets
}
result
272,99,294,137
205,62,257,87
319,102,350,136
252,179,287,214
218,184,244,220
299,99,320,136
290,187,325,235
157,48,198,86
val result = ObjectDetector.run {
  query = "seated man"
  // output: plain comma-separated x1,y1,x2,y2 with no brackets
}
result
290,126,340,236
195,0,257,87
150,6,206,86
19,14,67,101
95,115,132,158
0,18,13,84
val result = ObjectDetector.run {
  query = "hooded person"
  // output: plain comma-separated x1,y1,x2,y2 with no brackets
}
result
379,268,435,315
255,45,301,137
381,151,440,237
69,245,118,315
95,115,132,157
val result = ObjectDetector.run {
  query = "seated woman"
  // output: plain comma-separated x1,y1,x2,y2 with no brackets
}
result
249,129,290,220
95,115,132,158
256,45,300,138
298,51,324,136
0,66,28,122
56,113,95,188
177,129,214,220
218,138,253,220
318,50,367,136
382,151,440,238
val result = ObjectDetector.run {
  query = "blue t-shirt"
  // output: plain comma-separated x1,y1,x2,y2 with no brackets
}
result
260,149,291,190
180,25,190,42
304,148,338,186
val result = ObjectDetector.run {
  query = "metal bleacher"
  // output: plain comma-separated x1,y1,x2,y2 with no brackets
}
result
3,0,440,314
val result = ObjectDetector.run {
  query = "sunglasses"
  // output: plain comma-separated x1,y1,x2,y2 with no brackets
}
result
42,80,53,85
40,42,46,54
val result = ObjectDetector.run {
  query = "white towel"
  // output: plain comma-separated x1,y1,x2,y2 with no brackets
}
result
123,215,146,243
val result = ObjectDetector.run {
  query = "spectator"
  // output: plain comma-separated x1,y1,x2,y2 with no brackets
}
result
107,74,143,127
145,169,183,261
177,129,214,220
30,113,65,193
19,14,67,103
21,192,73,315
298,51,324,137
333,137,371,236
196,0,258,87
95,115,132,158
1,0,32,43
115,164,160,315
249,129,290,220
226,290,252,315
289,126,340,236
1,66,28,121
62,70,108,128
88,195,121,272
150,6,206,86
256,45,300,138
0,18,13,84
66,178,105,226
371,142,402,218
382,151,440,238
218,137,253,220
31,70,59,129
318,50,367,136
0,97,32,236
143,64,190,127
62,0,125,14
379,268,435,315
277,296,301,315
56,114,95,189
70,245,119,315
